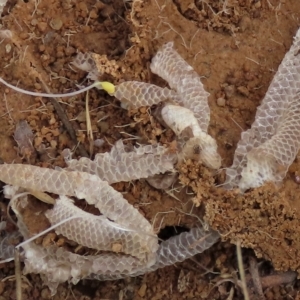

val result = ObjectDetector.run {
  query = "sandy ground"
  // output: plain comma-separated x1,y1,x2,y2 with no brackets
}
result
0,0,300,299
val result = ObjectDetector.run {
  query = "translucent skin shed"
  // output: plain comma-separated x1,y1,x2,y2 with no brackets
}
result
0,163,218,294
150,42,210,133
65,140,177,184
225,28,300,191
111,43,221,169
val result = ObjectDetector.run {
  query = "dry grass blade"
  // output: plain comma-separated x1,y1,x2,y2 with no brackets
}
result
85,91,94,157
14,248,22,300
39,78,89,158
236,240,250,300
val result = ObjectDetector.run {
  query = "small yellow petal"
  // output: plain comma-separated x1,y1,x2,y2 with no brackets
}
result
100,81,115,94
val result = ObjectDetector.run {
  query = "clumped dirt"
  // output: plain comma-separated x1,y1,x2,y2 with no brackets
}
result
0,0,300,299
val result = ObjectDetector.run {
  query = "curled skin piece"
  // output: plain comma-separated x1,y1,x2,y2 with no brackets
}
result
65,140,177,184
71,52,100,81
153,43,221,167
18,221,218,293
0,164,152,231
89,226,220,280
9,192,157,295
2,164,219,294
0,231,22,261
161,104,203,137
225,27,300,190
98,44,221,169
161,105,221,169
150,42,210,133
45,196,158,261
238,92,300,191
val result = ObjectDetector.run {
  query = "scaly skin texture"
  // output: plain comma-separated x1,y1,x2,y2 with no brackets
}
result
111,43,221,169
114,81,180,109
1,162,219,295
225,28,300,190
0,40,223,295
65,140,177,183
150,42,210,133
45,196,157,261
161,104,221,169
0,164,152,230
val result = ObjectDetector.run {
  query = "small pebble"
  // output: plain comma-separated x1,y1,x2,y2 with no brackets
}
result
237,86,249,97
217,97,226,107
224,85,235,98
37,21,47,32
138,283,147,297
41,288,51,299
239,15,251,32
49,18,63,30
254,1,261,8
94,139,105,147
5,44,11,53
31,18,38,26
294,174,300,184
39,44,46,52
97,121,109,133
19,32,29,39
90,9,98,18
50,140,57,148
49,116,56,125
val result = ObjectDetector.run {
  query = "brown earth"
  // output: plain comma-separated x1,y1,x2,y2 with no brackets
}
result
0,0,300,299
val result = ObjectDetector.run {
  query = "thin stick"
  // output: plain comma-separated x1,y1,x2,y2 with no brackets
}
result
249,256,265,300
16,216,79,249
0,77,100,98
85,91,94,157
236,240,250,300
39,78,89,158
14,248,22,300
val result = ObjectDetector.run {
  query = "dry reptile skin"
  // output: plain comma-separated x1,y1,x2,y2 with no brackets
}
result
0,231,21,260
0,41,222,293
114,81,180,109
161,105,221,169
0,163,219,295
225,27,300,191
16,212,218,293
64,140,177,184
110,43,221,169
146,172,178,190
151,44,222,169
71,52,100,81
150,42,210,133
45,196,156,261
13,120,35,159
0,165,154,231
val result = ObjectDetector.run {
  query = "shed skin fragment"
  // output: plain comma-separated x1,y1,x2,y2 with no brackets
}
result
225,28,300,190
114,81,180,109
110,43,221,169
2,163,219,294
65,140,177,184
150,42,210,133
0,42,223,294
14,120,35,160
